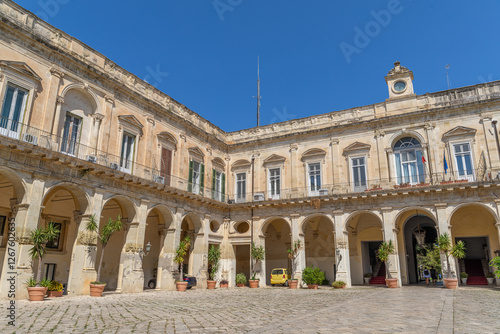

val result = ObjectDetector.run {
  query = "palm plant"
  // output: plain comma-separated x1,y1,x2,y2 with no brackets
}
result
490,257,500,278
28,222,60,282
287,239,302,279
250,242,265,280
436,233,466,279
207,244,221,281
377,240,395,279
86,214,122,283
175,235,191,281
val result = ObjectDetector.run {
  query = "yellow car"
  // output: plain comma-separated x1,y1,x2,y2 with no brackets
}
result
270,268,291,286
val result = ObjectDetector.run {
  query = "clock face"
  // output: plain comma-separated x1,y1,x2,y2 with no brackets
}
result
394,81,406,92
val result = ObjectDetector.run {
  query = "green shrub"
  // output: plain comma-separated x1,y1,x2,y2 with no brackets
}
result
235,273,247,285
490,257,500,279
25,277,37,287
302,266,325,285
363,273,372,278
332,280,346,288
39,278,51,288
460,272,468,278
48,281,63,292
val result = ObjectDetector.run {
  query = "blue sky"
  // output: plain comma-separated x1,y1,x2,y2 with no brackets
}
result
14,0,500,132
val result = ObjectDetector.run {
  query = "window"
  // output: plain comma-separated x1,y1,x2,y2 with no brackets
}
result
120,132,135,173
188,160,204,195
61,113,81,155
351,157,367,192
46,222,62,250
160,147,172,186
236,172,246,203
212,169,225,202
0,84,28,138
268,168,281,200
394,137,425,184
44,263,56,281
0,215,6,237
453,143,474,181
308,163,321,196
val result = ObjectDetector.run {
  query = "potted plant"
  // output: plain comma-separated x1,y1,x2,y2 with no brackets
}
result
460,272,468,285
490,256,500,283
436,233,466,289
302,265,325,289
235,273,247,287
249,242,265,288
219,279,229,288
86,214,122,297
25,277,45,302
332,280,346,289
377,240,398,288
363,273,372,284
486,272,494,284
207,244,221,289
27,222,60,301
47,281,64,297
287,239,302,289
174,235,191,291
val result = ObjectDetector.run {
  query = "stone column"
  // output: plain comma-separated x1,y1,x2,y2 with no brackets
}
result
90,113,104,155
191,214,209,288
102,95,115,153
435,203,458,279
381,207,402,287
119,200,148,294
289,143,298,192
374,130,385,181
290,214,305,280
158,208,183,290
0,177,46,299
385,148,395,186
42,67,64,132
333,210,352,287
330,138,340,190
424,123,437,183
51,96,65,138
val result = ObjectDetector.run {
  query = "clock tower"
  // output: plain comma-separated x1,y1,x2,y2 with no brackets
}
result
385,61,415,100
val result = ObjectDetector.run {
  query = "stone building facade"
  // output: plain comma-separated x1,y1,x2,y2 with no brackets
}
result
0,0,499,299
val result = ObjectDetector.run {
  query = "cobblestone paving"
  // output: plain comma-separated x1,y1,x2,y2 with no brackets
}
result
2,285,499,333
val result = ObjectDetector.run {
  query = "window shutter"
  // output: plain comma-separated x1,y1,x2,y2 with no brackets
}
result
200,163,205,192
188,160,193,192
221,173,226,202
161,148,172,186
416,150,425,183
394,153,402,184
211,169,216,199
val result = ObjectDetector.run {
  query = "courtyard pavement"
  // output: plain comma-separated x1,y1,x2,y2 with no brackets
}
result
2,285,499,333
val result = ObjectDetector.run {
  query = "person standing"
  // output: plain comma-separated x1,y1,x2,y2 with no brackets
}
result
423,268,431,285
430,267,438,285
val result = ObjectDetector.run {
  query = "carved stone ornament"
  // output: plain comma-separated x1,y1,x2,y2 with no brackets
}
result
56,96,65,105
336,240,347,249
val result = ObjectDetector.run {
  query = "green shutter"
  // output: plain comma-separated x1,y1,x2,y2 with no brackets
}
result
200,163,205,193
211,169,216,199
221,173,225,202
188,160,193,193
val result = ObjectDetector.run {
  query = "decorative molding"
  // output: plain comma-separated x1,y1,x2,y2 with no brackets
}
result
49,67,64,78
56,96,65,105
263,154,286,164
0,60,42,81
442,126,477,140
301,148,327,161
343,141,371,156
117,115,144,129
104,94,115,104
188,146,205,158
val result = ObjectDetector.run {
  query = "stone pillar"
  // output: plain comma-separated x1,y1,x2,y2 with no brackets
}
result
191,214,209,288
290,214,304,280
0,177,46,299
41,67,64,132
219,218,232,285
424,123,437,183
251,217,266,287
385,148,395,185
143,117,155,167
102,95,115,153
330,138,340,190
119,200,148,294
435,203,457,279
289,143,298,191
51,96,65,138
374,130,385,181
157,208,183,290
381,207,402,286
90,113,104,154
333,210,352,287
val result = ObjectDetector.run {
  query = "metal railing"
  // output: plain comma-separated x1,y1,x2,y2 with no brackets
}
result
1,117,497,205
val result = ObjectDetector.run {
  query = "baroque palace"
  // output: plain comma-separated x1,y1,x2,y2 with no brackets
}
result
1,0,500,299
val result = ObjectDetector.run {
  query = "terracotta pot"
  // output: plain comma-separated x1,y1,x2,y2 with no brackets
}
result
220,282,229,288
236,283,245,287
308,284,318,289
333,285,346,289
47,290,63,298
249,280,259,288
487,278,494,284
27,287,46,301
207,280,216,289
90,284,106,297
288,280,298,289
385,278,398,288
444,278,458,289
176,281,188,292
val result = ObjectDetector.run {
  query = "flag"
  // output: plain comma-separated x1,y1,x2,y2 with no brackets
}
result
421,156,426,163
443,151,448,174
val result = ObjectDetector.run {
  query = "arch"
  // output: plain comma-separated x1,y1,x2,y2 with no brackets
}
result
60,83,101,115
344,210,383,234
300,148,327,161
299,213,334,233
231,159,251,169
393,207,437,231
387,130,426,149
261,216,291,236
102,195,138,222
448,202,498,226
0,166,27,202
157,131,178,145
146,204,175,229
181,212,203,233
42,182,91,215
210,220,222,233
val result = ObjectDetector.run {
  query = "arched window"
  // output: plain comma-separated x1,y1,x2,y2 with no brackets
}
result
393,137,425,184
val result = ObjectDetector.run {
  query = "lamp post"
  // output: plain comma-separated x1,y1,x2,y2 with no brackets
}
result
139,241,152,257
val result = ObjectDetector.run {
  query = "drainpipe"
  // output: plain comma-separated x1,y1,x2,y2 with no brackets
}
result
492,119,500,164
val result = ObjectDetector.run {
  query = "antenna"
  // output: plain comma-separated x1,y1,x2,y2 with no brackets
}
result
253,56,261,127
445,64,451,89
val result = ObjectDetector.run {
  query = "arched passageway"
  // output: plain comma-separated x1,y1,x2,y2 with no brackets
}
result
263,218,291,285
180,213,203,280
302,215,335,284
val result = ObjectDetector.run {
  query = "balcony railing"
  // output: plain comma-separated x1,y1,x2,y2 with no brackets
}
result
0,117,497,205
